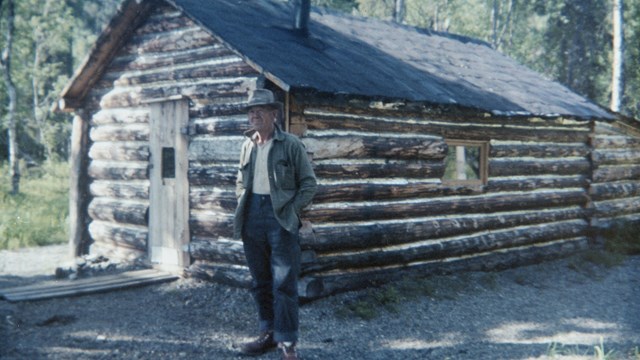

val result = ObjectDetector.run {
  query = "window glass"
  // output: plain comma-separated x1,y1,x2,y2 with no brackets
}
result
444,145,481,181
162,147,175,179
442,140,488,184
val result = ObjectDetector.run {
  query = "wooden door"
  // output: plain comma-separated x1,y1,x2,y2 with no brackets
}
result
148,98,190,271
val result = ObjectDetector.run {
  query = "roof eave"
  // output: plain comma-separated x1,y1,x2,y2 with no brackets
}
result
164,0,292,94
57,0,157,112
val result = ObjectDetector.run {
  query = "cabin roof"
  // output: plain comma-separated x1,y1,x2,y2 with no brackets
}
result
60,0,614,120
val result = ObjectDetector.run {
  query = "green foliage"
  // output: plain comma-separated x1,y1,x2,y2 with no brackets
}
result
602,219,640,256
312,0,357,12
0,0,120,163
335,274,470,320
547,337,629,360
336,285,404,320
0,161,69,250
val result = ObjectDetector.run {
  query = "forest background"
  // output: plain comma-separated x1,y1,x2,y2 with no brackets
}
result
0,0,639,249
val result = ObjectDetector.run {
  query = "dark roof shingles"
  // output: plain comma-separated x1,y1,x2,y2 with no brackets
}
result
170,0,612,119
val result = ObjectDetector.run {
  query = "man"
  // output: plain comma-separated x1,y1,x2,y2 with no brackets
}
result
234,89,317,360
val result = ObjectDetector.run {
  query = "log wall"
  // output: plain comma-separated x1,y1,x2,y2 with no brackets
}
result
291,103,593,297
590,121,640,229
83,5,258,265
75,2,639,299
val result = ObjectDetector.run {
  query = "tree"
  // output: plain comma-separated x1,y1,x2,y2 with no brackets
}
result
610,0,625,112
536,0,610,104
28,0,75,160
393,0,405,23
312,0,357,12
490,0,515,50
1,0,20,194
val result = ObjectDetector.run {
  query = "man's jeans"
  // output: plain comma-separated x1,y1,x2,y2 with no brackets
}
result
242,193,300,343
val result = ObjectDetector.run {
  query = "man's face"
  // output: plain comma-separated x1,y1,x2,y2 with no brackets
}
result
248,106,277,134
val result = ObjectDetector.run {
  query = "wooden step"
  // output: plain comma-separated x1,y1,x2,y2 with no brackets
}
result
0,269,179,302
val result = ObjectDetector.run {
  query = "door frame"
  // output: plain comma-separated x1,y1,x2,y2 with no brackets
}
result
147,96,190,272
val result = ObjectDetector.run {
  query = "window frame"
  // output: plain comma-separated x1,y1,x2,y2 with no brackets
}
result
441,139,489,186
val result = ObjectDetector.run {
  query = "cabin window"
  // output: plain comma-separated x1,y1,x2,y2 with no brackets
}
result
162,147,175,179
442,140,488,185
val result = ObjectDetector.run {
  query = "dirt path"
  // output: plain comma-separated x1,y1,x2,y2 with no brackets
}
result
0,244,69,279
1,245,639,359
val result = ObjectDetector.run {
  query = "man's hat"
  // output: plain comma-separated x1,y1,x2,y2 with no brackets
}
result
247,89,282,109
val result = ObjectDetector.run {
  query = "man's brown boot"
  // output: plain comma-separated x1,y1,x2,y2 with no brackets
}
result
240,331,277,356
279,342,299,360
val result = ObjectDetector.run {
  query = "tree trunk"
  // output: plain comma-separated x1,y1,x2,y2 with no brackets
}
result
610,0,624,112
1,0,19,194
31,0,54,160
393,0,404,23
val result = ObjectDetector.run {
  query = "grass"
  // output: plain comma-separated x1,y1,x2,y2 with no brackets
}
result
601,219,640,256
567,218,640,278
546,338,640,360
0,161,69,250
335,273,471,320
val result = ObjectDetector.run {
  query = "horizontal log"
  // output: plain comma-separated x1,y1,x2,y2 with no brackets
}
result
133,6,193,35
90,241,147,262
88,220,148,251
303,237,590,299
121,62,254,88
490,143,589,158
589,181,640,202
88,160,149,180
91,108,150,125
88,198,149,226
122,26,215,55
489,158,590,177
304,113,590,143
594,196,640,218
190,209,234,238
89,142,149,162
190,186,236,211
190,235,317,268
190,237,245,263
92,78,254,109
306,189,588,223
592,149,640,166
313,159,445,180
189,136,243,162
593,165,640,183
186,261,324,299
303,220,588,273
485,175,588,193
594,122,622,136
90,180,149,200
301,106,589,128
188,163,237,186
304,206,586,252
592,213,640,229
192,115,249,136
593,135,640,149
186,261,251,288
314,180,480,203
190,103,248,119
90,124,150,142
302,135,447,161
108,45,237,73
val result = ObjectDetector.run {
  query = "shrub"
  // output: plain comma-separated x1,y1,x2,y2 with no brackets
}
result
0,161,69,250
602,219,640,256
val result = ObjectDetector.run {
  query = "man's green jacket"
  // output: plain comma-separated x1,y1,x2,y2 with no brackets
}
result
234,125,317,239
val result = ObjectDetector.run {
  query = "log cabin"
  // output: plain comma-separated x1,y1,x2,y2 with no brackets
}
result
57,0,640,299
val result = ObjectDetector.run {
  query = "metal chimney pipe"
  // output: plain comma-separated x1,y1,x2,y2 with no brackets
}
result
293,0,311,35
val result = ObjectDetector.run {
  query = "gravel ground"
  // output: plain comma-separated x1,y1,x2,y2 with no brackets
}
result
1,245,639,360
